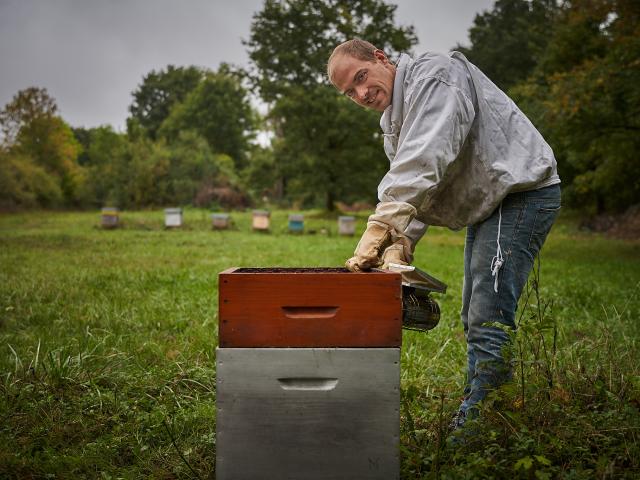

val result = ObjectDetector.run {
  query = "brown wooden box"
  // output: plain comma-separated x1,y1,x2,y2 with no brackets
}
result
218,267,402,347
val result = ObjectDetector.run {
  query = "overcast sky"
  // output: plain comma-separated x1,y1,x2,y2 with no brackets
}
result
0,0,494,131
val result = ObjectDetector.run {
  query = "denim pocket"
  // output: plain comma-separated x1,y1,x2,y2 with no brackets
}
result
527,206,560,258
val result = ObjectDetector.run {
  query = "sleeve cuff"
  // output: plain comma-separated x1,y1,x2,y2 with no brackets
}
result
369,201,417,232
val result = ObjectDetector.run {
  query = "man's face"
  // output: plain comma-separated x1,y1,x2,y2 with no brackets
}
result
330,49,396,112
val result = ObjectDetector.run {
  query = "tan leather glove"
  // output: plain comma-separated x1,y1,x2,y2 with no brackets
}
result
380,240,409,269
345,221,392,272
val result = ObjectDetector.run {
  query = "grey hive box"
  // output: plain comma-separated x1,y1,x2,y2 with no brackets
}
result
164,208,183,228
216,267,402,480
101,207,119,229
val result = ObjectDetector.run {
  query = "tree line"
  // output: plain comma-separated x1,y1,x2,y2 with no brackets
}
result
1,0,637,214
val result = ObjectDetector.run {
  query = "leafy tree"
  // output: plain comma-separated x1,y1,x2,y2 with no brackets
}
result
0,88,84,207
0,150,62,208
242,146,282,202
129,65,204,140
271,85,386,209
512,0,640,213
167,131,247,208
246,0,416,102
158,71,256,170
73,126,131,207
456,0,560,91
246,0,417,209
0,87,57,147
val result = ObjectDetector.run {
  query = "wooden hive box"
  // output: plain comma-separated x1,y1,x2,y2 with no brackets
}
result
216,267,403,479
164,208,183,228
338,215,356,236
218,267,402,347
252,210,270,231
101,207,119,229
211,213,231,230
288,214,304,234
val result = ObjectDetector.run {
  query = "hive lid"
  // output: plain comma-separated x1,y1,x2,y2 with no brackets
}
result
384,263,447,293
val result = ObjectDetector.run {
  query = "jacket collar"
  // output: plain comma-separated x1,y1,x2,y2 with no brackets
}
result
380,53,411,134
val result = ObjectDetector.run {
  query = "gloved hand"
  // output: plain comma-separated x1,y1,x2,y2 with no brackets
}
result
345,221,391,272
345,221,412,272
380,240,409,269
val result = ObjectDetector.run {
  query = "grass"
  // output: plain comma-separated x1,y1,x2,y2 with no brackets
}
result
0,208,639,479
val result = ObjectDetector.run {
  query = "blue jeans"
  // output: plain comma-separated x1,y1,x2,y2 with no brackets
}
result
460,184,561,415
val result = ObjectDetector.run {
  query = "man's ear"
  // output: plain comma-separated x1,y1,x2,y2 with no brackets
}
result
373,49,388,63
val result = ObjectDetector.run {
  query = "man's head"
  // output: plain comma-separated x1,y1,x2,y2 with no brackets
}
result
327,39,396,112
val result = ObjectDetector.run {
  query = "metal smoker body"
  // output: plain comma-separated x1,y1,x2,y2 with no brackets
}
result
385,263,448,332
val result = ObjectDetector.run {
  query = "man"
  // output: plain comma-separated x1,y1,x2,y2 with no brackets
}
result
327,39,561,426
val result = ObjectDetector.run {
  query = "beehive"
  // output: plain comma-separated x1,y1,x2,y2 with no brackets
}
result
164,208,183,228
212,213,230,230
101,207,119,229
288,214,304,234
216,267,402,480
338,215,356,236
252,210,270,231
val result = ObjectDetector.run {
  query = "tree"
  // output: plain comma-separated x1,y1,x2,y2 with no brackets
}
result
0,88,84,207
0,150,62,208
246,0,417,209
158,71,256,170
0,87,57,147
271,85,386,209
246,0,416,102
73,126,131,207
167,131,247,208
129,65,204,140
512,0,640,213
455,0,560,91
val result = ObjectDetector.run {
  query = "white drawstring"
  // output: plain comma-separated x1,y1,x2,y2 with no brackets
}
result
490,203,504,293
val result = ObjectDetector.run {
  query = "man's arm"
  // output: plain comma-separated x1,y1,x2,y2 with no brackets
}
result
346,75,475,271
376,75,476,226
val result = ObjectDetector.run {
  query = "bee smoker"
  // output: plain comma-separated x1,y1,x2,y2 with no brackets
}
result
385,263,447,332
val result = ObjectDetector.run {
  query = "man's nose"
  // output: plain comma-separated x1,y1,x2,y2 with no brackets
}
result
356,86,368,102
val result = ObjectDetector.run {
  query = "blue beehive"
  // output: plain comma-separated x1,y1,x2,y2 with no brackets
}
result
288,214,304,233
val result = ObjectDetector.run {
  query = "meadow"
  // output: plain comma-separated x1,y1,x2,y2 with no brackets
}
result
1,209,639,479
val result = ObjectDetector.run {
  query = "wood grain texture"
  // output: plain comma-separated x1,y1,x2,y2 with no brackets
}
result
219,268,402,347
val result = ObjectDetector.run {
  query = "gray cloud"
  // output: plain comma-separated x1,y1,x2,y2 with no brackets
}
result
0,0,493,130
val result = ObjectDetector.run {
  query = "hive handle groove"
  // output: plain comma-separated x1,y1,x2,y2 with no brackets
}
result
277,378,339,391
281,306,339,319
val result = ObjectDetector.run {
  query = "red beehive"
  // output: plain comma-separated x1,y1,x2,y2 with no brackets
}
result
218,267,402,348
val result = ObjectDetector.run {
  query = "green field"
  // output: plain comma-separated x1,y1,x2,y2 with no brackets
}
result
1,209,639,479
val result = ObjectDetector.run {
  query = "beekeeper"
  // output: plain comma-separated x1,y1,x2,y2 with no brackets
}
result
327,38,561,428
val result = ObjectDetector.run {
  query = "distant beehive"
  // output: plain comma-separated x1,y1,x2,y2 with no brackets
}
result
288,214,304,234
252,210,270,231
165,208,183,228
101,207,119,229
212,213,231,230
338,216,356,236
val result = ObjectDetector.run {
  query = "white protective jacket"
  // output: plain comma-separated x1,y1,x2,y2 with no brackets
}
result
372,52,560,250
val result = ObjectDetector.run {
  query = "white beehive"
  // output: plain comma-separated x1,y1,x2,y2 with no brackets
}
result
338,216,356,236
164,208,183,228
